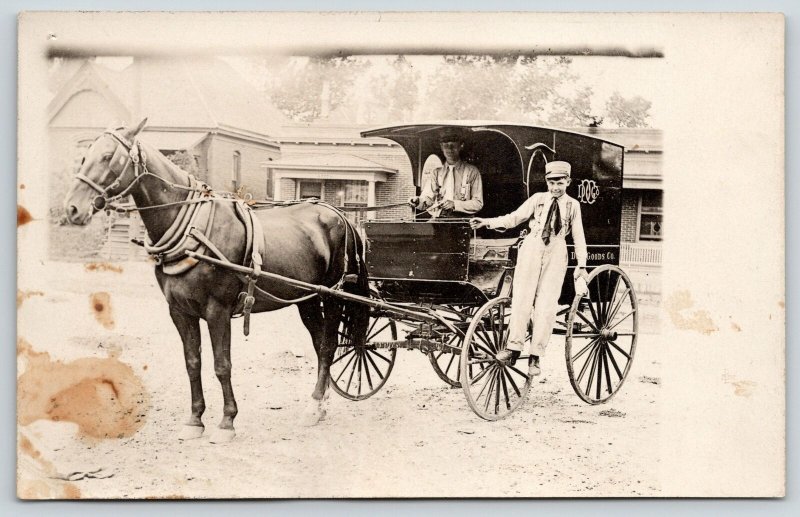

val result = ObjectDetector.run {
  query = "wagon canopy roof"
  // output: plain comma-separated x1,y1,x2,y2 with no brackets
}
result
361,121,623,146
360,121,625,187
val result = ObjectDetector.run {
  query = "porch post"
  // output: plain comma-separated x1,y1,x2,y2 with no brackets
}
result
367,180,376,220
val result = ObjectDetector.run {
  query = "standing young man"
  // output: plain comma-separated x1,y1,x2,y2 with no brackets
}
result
470,160,588,375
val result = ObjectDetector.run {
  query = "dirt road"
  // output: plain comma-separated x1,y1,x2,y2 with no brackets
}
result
17,262,662,498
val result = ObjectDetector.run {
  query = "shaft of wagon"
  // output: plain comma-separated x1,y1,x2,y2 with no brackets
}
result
185,251,441,324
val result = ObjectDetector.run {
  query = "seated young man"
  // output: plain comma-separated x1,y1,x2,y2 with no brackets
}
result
469,160,588,375
410,130,483,219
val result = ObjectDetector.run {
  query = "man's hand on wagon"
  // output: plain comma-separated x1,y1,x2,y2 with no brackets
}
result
573,267,588,281
469,217,487,230
409,196,428,210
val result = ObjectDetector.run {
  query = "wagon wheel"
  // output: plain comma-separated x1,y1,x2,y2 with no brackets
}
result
427,305,476,388
565,264,638,405
329,299,398,401
459,297,533,421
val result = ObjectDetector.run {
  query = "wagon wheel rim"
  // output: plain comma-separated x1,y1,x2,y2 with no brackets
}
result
460,297,533,421
428,305,477,388
329,304,397,401
565,265,638,405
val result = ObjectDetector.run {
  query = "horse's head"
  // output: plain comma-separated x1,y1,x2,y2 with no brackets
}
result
63,118,148,225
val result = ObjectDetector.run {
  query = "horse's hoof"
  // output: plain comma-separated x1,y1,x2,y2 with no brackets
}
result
208,427,236,444
178,425,205,441
299,408,326,427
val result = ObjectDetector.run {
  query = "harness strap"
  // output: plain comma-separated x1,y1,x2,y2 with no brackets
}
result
241,208,263,336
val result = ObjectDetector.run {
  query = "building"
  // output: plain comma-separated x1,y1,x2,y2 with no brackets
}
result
47,57,283,201
48,58,662,295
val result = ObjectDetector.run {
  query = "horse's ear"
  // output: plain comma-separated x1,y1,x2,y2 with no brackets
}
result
130,118,148,137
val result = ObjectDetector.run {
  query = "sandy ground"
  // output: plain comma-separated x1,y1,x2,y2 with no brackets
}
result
17,262,662,499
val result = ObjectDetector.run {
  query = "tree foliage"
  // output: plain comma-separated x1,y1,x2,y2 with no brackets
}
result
605,91,652,128
269,57,370,122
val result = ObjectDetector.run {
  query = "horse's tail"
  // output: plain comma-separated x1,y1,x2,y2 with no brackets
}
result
340,220,371,348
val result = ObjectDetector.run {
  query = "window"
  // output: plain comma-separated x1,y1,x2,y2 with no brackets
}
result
333,181,368,224
232,151,241,190
638,191,663,241
298,180,323,200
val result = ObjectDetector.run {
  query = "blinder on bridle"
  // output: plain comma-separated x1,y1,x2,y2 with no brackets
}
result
75,129,147,212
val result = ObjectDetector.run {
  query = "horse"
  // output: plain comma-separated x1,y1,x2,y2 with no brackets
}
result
63,119,370,442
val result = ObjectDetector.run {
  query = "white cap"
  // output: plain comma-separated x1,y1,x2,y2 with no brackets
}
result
545,161,571,179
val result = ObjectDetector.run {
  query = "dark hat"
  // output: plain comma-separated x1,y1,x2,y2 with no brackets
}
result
439,129,464,143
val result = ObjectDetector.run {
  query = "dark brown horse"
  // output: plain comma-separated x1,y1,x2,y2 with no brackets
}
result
63,119,370,442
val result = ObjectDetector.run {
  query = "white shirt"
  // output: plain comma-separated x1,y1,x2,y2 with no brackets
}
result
485,192,588,268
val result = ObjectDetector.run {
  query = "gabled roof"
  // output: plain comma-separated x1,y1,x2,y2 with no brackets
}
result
49,57,289,139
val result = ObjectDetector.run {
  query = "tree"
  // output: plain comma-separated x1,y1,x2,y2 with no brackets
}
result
165,150,199,175
605,91,652,128
547,86,599,128
268,56,370,122
424,55,517,120
506,56,577,123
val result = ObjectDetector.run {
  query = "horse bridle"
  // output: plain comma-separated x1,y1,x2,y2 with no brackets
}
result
74,130,149,212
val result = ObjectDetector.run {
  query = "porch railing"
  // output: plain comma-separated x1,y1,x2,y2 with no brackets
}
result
620,242,662,267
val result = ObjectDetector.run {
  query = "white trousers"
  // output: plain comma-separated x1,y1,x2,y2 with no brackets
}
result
506,236,568,356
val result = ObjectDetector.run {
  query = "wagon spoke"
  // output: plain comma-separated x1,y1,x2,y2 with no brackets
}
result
364,350,385,381
367,320,392,341
605,286,631,329
332,347,355,364
505,363,530,383
442,351,456,377
607,340,632,361
474,328,497,354
475,365,497,400
370,349,393,364
595,345,604,400
576,343,600,384
602,345,613,394
503,368,522,398
585,294,602,329
497,304,507,344
361,351,374,392
334,350,358,382
605,344,624,379
584,345,600,397
345,351,359,392
575,308,600,333
483,370,499,414
470,363,494,386
593,275,604,325
499,368,511,411
493,369,501,414
606,310,636,332
570,336,601,364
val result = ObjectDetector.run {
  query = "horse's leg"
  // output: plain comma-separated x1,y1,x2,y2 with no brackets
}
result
170,306,206,440
297,297,330,426
206,303,238,443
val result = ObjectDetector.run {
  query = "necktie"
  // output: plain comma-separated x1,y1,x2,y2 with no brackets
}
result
541,198,562,245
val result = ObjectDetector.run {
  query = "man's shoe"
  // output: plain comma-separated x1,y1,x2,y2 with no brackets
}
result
528,355,541,377
496,349,521,364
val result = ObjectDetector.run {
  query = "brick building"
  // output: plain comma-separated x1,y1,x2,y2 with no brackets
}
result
47,57,283,202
